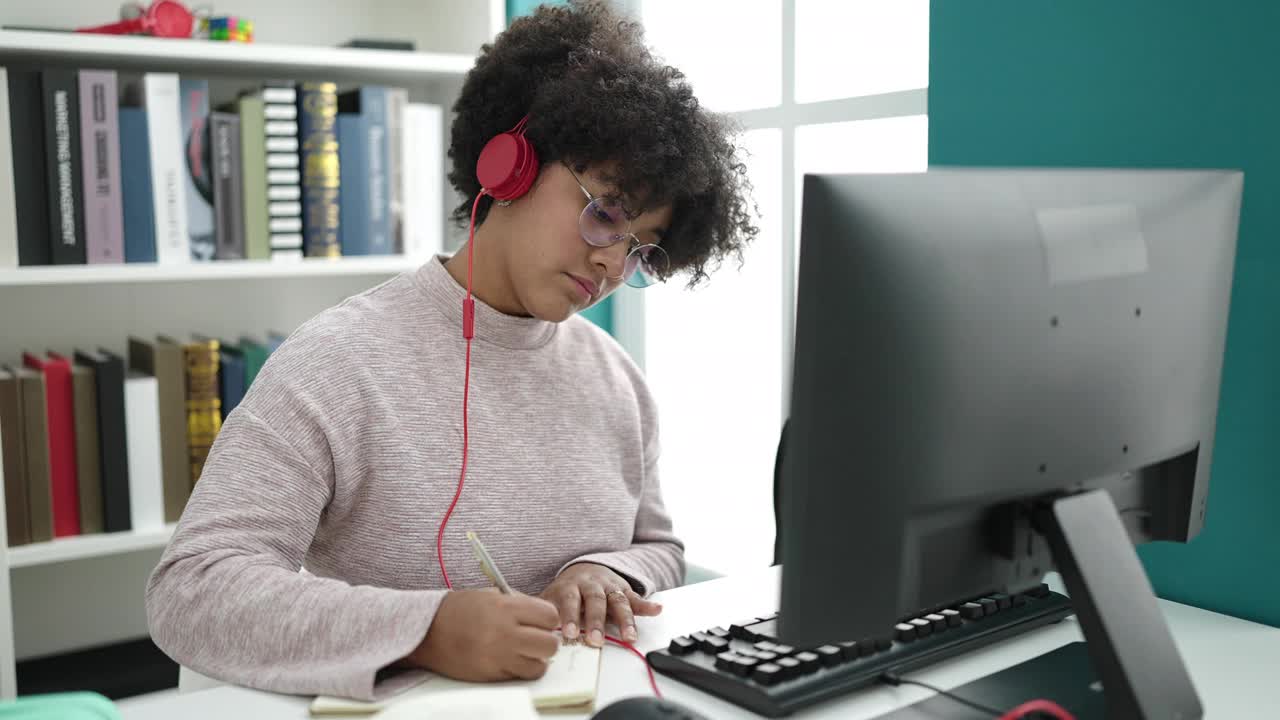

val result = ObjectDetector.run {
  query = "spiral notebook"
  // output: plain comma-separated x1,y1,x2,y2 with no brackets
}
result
309,640,602,716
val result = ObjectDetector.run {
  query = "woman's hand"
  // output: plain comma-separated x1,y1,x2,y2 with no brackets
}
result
540,563,663,647
406,589,561,681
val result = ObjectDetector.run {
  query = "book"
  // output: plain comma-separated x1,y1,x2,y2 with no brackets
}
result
237,94,269,260
298,82,340,258
238,337,270,389
386,88,407,254
0,367,31,546
75,349,131,533
309,640,601,716
16,366,53,542
22,352,80,537
218,343,246,419
42,69,86,265
0,69,18,268
210,111,246,259
118,107,157,263
183,339,221,488
263,82,302,259
78,69,124,264
337,87,392,255
64,358,104,534
179,78,215,261
6,68,52,266
337,113,370,255
130,73,190,264
128,336,190,523
354,688,537,720
124,371,164,531
403,103,443,260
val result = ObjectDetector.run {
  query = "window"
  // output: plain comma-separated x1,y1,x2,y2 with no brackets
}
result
634,0,929,575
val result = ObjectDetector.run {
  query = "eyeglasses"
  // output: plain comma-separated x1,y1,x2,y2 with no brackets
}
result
565,164,670,289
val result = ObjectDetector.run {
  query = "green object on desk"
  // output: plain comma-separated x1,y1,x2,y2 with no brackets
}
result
0,692,121,720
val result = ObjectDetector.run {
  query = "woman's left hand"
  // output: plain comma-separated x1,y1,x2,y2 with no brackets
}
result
540,563,663,647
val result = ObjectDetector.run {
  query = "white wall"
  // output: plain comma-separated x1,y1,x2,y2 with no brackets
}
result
1,0,495,55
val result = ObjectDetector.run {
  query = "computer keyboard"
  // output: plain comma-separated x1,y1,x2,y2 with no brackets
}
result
647,584,1073,718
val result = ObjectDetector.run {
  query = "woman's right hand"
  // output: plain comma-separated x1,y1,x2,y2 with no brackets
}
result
406,589,561,681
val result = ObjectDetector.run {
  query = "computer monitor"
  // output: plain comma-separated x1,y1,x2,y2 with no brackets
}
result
778,168,1242,719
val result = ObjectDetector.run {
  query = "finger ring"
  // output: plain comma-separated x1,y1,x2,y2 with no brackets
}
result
607,589,627,601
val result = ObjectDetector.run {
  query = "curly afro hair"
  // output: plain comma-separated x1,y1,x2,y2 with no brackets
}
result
448,0,758,286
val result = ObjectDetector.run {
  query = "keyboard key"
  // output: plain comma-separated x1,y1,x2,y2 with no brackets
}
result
752,662,783,686
733,657,759,677
794,651,821,674
708,626,731,640
838,641,860,660
857,638,876,657
736,647,760,660
691,631,711,646
1012,594,1029,607
940,609,963,627
776,656,801,680
772,644,796,656
729,620,760,641
961,602,985,620
895,622,917,642
705,637,730,653
875,635,894,651
909,618,932,637
815,645,843,667
715,652,741,672
669,636,696,655
979,598,998,616
755,651,779,662
992,594,1012,610
754,640,779,654
925,613,948,632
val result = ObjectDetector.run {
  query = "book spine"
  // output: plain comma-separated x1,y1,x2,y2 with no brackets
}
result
20,371,53,542
403,103,444,259
0,370,31,545
124,373,164,531
118,108,157,263
211,112,246,259
7,69,52,266
0,70,19,268
77,350,131,533
337,114,370,255
184,340,221,488
362,88,392,255
263,83,301,259
24,353,81,537
43,69,87,265
69,364,104,534
386,88,407,254
179,79,214,261
238,95,269,260
78,69,125,264
142,74,190,264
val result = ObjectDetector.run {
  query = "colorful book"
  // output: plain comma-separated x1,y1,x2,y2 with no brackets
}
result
184,339,221,488
6,68,52,266
124,371,164,531
118,107,157,263
179,78,215,261
237,94,269,260
22,352,80,537
298,82,340,258
42,69,86,265
130,74,189,264
337,113,369,255
129,336,190,523
78,69,124,264
403,103,443,259
0,69,19,268
211,111,246,259
337,87,392,255
65,360,104,534
16,366,53,542
238,337,270,390
0,367,31,546
263,82,302,259
75,349,131,533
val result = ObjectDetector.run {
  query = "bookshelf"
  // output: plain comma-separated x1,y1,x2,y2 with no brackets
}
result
0,26,477,699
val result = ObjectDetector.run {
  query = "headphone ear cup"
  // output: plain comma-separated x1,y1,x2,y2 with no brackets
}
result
476,132,540,202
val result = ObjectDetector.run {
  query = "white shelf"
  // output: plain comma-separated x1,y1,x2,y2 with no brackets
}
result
0,30,473,81
8,524,176,569
0,255,425,287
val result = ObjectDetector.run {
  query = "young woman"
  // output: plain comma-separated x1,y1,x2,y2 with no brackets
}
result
146,0,757,701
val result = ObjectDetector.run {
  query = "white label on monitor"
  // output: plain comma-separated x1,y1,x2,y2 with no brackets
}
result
1036,203,1148,285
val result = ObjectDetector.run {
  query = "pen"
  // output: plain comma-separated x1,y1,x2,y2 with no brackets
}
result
467,531,514,595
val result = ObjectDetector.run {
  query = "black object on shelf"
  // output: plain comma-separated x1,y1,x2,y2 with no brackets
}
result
340,38,415,51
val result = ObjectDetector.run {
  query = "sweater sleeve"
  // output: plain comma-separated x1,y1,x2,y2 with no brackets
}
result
145,406,444,701
559,439,686,596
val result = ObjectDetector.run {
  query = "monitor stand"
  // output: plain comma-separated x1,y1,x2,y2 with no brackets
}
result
877,489,1202,720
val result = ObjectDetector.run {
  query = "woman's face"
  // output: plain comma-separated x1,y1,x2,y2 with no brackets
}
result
495,162,672,323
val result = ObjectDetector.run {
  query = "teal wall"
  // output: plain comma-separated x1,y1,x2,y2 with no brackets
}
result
506,0,614,334
930,1,1280,626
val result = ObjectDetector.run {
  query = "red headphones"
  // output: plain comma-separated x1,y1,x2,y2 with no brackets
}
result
436,116,539,589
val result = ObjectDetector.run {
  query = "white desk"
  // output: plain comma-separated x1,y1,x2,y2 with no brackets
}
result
120,567,1280,719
